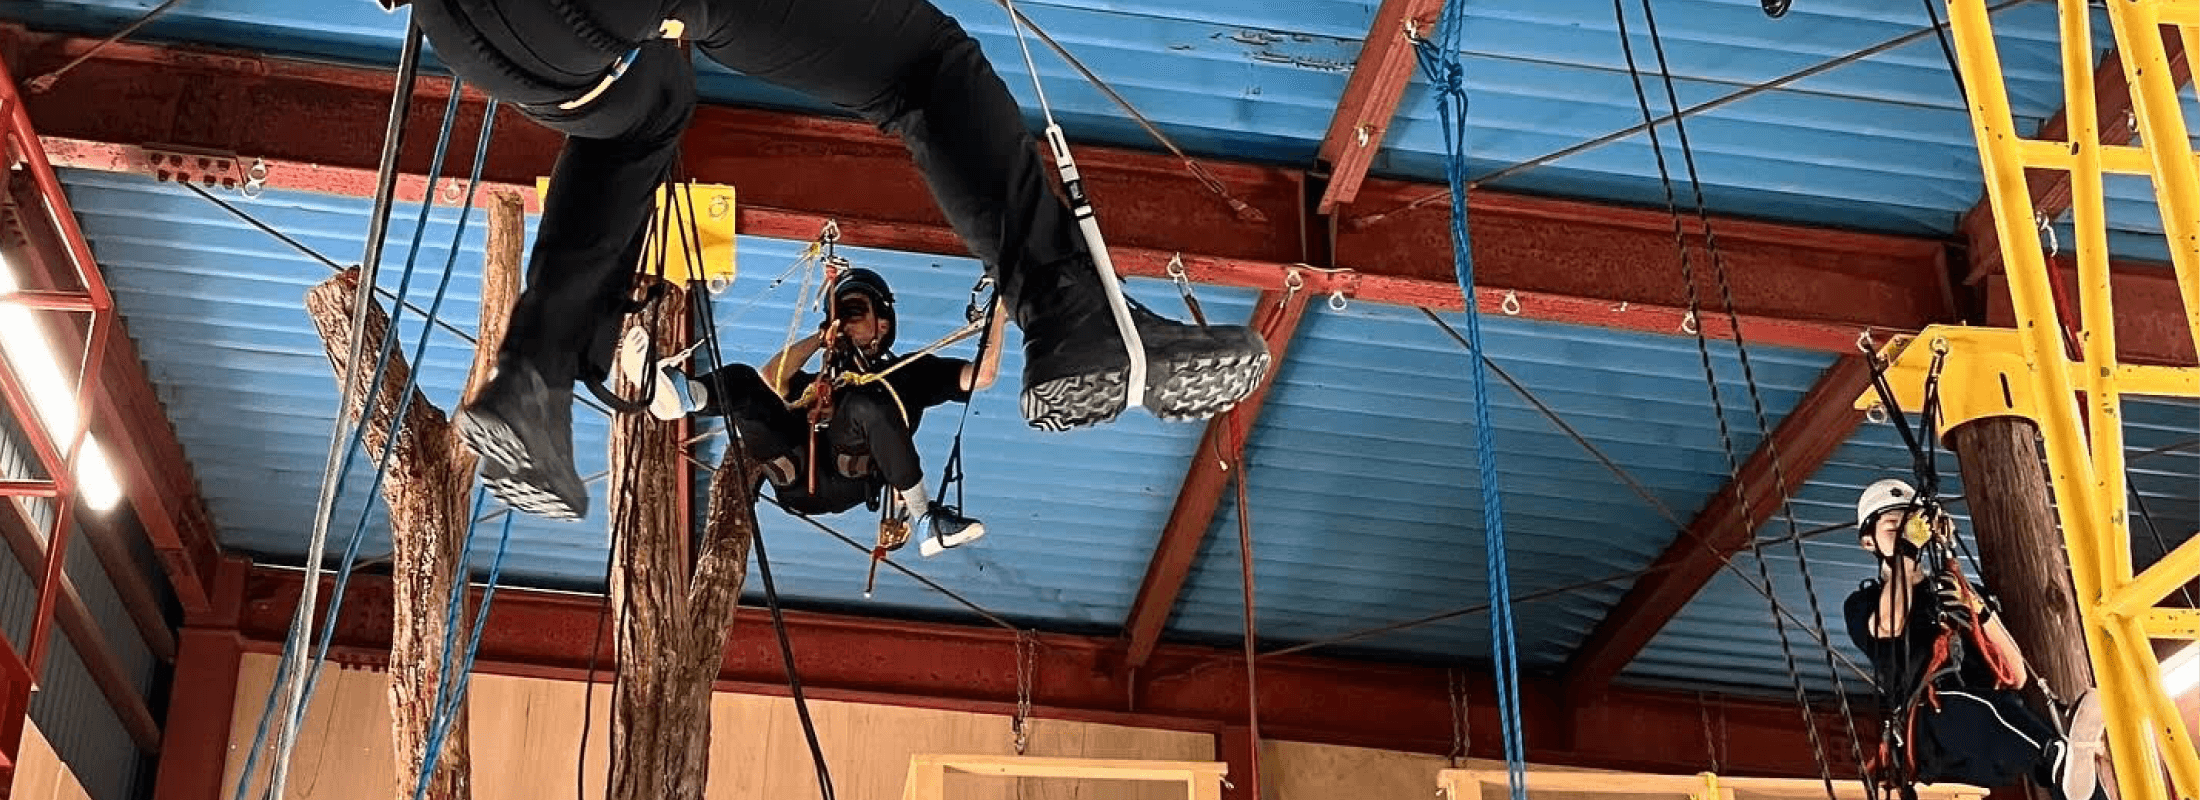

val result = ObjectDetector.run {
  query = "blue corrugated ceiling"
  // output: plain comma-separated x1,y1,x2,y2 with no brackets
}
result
1,0,2177,260
13,0,2197,708
1166,301,1836,668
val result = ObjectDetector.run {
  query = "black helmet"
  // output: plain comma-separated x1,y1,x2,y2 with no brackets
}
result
829,266,896,351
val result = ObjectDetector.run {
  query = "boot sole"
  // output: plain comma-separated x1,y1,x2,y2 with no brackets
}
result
1021,349,1271,431
457,405,588,521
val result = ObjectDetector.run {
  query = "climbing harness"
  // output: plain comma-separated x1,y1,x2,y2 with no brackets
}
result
1851,338,2033,795
997,0,1149,411
1610,1,1872,796
557,18,688,111
1408,2,1530,797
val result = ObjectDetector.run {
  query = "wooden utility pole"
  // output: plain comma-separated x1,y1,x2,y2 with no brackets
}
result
1948,418,2095,716
604,284,766,800
302,190,523,800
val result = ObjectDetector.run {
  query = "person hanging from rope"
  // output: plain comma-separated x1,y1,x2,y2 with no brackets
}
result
619,266,994,555
389,0,1271,519
1843,478,2106,800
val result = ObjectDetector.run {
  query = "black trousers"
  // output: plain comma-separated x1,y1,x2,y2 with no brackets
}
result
409,0,1081,385
1912,689,2103,800
694,364,924,516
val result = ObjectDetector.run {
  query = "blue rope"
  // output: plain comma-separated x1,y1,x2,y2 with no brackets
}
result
285,89,497,750
232,87,486,800
412,489,514,800
1412,5,1529,799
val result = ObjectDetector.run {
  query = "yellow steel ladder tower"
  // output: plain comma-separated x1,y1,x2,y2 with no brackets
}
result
1881,0,2200,795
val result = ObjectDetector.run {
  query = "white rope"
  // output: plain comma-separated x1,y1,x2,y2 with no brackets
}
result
996,0,1148,409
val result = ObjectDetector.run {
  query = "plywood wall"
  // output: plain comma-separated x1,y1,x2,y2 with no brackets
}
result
1258,741,1654,800
12,723,97,800
223,653,1213,800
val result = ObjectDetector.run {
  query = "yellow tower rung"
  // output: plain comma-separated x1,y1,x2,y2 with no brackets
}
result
1938,0,2200,796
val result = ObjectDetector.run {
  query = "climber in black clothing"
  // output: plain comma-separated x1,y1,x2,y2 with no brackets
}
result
618,267,995,555
385,0,1271,519
1844,479,2106,800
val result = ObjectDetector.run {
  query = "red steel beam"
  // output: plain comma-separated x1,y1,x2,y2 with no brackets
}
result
3,175,184,662
1563,354,1876,692
1121,290,1312,672
0,41,224,617
151,557,246,800
1982,258,2199,367
235,565,1867,779
0,26,1970,357
1314,0,1443,214
1956,30,2190,286
0,481,55,497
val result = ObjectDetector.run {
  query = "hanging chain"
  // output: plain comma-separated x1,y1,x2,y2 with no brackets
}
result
1698,692,1722,774
1448,668,1469,768
1012,630,1037,755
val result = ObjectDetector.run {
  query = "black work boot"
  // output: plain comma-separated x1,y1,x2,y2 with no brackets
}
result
456,355,589,520
1006,252,1271,431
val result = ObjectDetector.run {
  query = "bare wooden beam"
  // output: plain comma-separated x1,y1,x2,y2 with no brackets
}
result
1562,355,1875,691
1957,30,2191,285
303,189,523,800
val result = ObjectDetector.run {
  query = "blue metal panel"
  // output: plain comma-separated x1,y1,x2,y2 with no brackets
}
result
1624,427,1967,696
1,0,2173,260
1165,300,1835,667
1633,393,2197,696
2126,397,2198,567
693,236,1239,627
64,167,1222,628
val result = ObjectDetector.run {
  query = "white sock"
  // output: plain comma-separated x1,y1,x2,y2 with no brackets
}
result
896,483,931,518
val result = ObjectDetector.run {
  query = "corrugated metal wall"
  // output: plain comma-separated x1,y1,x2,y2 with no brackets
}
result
0,376,155,800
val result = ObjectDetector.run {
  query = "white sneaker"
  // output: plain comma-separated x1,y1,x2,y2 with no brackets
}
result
614,326,700,421
915,503,986,558
2059,690,2104,800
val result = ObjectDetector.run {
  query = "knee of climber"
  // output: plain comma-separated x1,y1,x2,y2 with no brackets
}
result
836,390,903,433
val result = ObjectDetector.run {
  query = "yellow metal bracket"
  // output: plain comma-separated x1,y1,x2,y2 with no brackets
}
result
1854,325,2199,441
534,178,739,290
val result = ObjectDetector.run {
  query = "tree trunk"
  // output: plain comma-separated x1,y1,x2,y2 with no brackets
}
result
606,285,763,800
1949,418,2096,710
300,190,523,800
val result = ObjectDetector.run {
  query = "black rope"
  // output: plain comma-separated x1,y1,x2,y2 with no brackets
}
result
575,535,616,800
672,154,837,800
1917,0,1970,107
1632,0,1878,788
1613,3,1857,796
1352,0,2034,226
2130,480,2196,608
1424,303,1881,686
928,277,998,547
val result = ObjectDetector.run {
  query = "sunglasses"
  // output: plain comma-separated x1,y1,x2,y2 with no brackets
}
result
836,298,874,318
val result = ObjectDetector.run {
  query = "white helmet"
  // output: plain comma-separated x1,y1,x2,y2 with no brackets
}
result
1856,478,1919,532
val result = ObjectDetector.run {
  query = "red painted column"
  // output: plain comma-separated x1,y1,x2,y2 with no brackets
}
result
152,557,248,800
1220,725,1262,800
